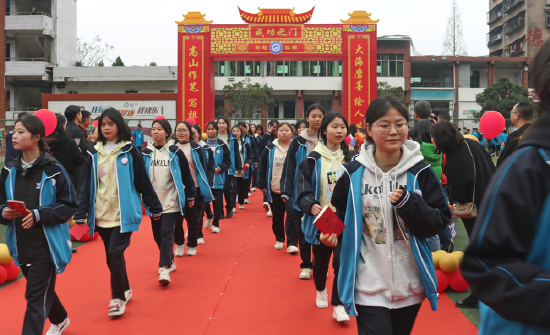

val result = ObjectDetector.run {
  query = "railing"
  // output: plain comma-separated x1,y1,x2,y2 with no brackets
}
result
6,57,46,62
503,0,525,13
411,79,453,88
487,30,503,46
6,12,51,17
504,13,525,35
7,108,41,112
487,6,503,24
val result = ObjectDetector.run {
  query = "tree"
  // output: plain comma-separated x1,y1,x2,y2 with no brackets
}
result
98,60,104,67
475,77,534,127
77,35,114,66
443,0,467,56
149,62,157,66
112,56,125,67
377,81,406,105
222,78,276,119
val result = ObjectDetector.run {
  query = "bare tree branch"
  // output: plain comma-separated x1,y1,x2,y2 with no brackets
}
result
77,35,114,66
443,0,467,56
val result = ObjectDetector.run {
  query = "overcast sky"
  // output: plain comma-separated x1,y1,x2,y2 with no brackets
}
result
77,0,488,66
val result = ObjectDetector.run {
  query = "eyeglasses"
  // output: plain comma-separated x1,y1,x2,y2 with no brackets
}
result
372,122,408,135
176,129,189,134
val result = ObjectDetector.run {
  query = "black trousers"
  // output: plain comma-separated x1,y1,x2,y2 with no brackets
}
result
212,189,224,227
251,166,258,188
198,201,214,238
355,303,422,335
236,177,249,205
97,227,132,301
294,209,313,269
175,195,205,248
223,174,237,212
21,264,67,335
462,217,475,238
312,241,342,306
151,212,181,267
270,192,298,246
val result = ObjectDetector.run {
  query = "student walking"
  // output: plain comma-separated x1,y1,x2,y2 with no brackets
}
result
258,120,279,216
281,104,325,280
75,108,163,318
258,122,298,253
0,115,78,335
217,117,241,218
141,119,196,284
173,121,213,256
230,125,253,210
331,96,451,334
296,112,353,322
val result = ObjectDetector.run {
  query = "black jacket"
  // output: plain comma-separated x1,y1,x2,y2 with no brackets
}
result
462,112,550,328
47,132,86,187
257,132,273,158
445,138,495,206
496,123,531,166
4,132,21,167
65,121,88,153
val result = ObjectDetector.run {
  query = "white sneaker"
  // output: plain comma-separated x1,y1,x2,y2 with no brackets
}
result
252,187,257,191
186,247,197,256
124,289,132,302
175,244,185,257
287,246,299,254
157,261,176,274
232,207,236,213
158,268,171,285
244,199,249,204
185,230,188,239
267,208,273,217
316,289,329,308
333,305,350,322
263,202,270,211
239,204,245,210
274,241,284,250
248,192,251,197
299,268,312,280
46,318,70,335
204,217,213,228
197,238,205,244
108,299,127,317
212,226,220,233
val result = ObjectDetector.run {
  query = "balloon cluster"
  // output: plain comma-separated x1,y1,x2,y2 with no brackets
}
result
432,250,469,292
0,244,19,285
69,219,99,242
355,132,366,146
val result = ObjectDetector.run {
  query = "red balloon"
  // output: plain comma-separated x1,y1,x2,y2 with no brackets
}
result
34,109,57,137
78,233,90,242
448,269,469,291
92,120,99,129
435,269,449,293
186,118,197,125
5,261,20,281
0,265,7,285
479,111,505,140
70,234,76,241
154,115,167,120
89,232,99,241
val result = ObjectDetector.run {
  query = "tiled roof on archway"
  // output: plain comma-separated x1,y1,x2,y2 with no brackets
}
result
237,6,315,24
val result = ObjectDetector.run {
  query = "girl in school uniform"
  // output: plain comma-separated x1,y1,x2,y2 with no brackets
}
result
230,125,253,210
141,119,195,284
203,121,231,233
75,108,163,318
257,122,298,254
173,121,213,256
0,115,78,335
249,124,259,192
296,112,353,322
217,117,241,218
328,96,451,334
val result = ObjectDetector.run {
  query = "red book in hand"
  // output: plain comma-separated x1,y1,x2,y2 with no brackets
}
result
7,200,28,217
313,206,345,235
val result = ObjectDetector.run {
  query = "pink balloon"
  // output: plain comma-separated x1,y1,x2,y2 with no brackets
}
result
92,120,98,129
479,111,505,139
34,109,57,137
186,118,197,125
154,115,167,120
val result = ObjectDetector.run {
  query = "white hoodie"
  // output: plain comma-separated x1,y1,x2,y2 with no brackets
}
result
354,140,426,309
147,140,180,214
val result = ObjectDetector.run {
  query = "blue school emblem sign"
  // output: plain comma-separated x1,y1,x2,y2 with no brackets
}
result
270,41,283,55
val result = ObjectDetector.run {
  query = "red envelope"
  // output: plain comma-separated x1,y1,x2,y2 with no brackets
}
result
7,200,27,217
70,223,90,241
313,206,345,235
243,164,247,172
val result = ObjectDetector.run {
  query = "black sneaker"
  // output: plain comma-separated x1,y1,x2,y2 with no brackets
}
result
455,294,478,308
226,211,233,219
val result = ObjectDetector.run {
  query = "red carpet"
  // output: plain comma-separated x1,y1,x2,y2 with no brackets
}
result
0,192,477,334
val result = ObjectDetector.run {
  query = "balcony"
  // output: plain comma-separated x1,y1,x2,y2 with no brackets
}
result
487,28,503,46
505,36,525,57
503,0,525,14
487,4,503,25
505,11,525,35
6,61,50,78
5,14,55,37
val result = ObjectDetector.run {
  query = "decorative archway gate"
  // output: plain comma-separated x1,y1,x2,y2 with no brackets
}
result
176,7,378,130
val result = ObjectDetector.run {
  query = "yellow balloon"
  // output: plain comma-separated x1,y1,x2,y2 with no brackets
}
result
0,243,14,267
201,133,207,141
432,252,442,270
452,251,464,267
439,253,459,274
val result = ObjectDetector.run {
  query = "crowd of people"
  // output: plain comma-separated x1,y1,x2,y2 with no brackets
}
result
3,42,550,335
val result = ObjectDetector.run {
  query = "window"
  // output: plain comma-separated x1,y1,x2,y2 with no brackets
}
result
302,61,312,76
228,61,236,76
215,61,225,76
283,101,295,118
546,12,550,27
6,43,10,61
470,70,480,88
377,54,404,77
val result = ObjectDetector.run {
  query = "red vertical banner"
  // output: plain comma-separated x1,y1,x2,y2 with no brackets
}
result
182,36,205,129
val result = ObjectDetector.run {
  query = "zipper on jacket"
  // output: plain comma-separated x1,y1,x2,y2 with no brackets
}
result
39,172,62,273
115,147,132,233
191,146,214,200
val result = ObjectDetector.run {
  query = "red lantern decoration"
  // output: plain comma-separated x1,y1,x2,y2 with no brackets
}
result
448,269,469,291
435,269,449,293
154,115,167,120
34,109,57,137
479,111,505,140
186,118,197,125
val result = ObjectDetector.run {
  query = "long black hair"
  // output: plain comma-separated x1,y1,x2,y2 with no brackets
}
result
256,124,264,136
295,119,307,132
526,39,550,140
54,113,66,135
319,112,351,162
191,124,202,142
152,119,172,141
413,119,433,144
175,121,193,143
268,119,279,142
97,108,132,145
17,115,50,153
